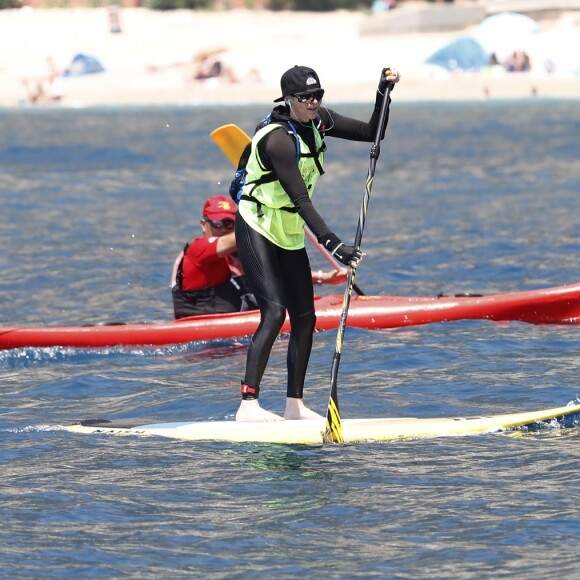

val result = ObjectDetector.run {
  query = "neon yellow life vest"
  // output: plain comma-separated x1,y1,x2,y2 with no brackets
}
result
238,123,324,250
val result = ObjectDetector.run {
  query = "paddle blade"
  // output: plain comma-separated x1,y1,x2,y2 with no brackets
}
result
210,124,251,166
323,383,344,444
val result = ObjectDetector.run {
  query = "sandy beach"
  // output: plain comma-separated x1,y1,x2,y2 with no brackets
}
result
1,6,579,107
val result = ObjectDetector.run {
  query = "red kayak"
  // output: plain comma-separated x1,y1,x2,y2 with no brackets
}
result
0,282,578,351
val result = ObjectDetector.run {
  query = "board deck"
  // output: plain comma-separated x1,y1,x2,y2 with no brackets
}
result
65,403,580,444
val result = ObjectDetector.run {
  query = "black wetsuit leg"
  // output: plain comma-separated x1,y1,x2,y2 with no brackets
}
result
235,215,316,399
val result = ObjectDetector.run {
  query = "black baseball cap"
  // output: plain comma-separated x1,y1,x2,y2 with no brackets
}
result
273,65,322,102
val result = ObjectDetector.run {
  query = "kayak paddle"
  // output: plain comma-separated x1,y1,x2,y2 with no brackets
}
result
210,123,252,167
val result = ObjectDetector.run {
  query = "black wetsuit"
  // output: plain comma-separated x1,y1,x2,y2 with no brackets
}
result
237,93,389,399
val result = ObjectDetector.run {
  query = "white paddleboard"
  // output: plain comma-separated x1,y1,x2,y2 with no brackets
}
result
65,403,580,444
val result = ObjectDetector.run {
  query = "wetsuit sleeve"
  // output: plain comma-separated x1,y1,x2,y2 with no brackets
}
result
258,128,333,240
320,94,390,142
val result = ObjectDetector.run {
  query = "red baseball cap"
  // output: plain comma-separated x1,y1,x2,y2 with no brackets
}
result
203,196,236,221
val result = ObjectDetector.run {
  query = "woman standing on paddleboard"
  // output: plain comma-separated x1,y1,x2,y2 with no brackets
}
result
235,65,400,422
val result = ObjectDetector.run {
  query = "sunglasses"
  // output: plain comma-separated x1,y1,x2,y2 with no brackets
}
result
293,89,325,103
204,218,234,230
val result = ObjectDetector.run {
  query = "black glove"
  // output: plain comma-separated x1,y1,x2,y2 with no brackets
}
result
320,232,363,268
378,67,394,95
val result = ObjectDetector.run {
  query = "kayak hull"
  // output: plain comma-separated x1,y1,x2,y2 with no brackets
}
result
1,283,579,350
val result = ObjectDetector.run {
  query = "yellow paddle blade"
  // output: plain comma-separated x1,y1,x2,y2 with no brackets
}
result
323,391,344,444
210,124,251,167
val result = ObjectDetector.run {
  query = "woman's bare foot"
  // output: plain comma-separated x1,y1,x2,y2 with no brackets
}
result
236,399,283,422
284,398,323,420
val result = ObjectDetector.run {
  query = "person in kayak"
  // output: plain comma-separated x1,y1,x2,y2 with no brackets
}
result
172,195,347,319
235,65,400,422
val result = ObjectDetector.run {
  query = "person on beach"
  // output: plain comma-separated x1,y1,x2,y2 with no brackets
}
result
20,57,64,105
172,195,347,319
235,65,400,422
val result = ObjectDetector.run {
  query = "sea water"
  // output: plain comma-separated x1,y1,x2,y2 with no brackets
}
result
1,100,579,579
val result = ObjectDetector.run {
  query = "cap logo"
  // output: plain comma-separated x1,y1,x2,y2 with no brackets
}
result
218,200,232,210
305,75,317,86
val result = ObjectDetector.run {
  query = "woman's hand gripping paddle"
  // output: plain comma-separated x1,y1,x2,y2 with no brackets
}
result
323,74,394,444
209,124,365,295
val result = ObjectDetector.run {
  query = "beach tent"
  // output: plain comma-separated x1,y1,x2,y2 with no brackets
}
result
425,37,490,72
63,54,105,77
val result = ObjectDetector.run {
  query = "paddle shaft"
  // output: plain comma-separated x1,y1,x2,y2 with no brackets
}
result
210,124,364,296
323,84,393,444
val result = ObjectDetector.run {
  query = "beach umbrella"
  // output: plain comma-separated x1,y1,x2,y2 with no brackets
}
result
193,47,228,63
425,37,490,72
476,12,539,56
478,12,539,36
